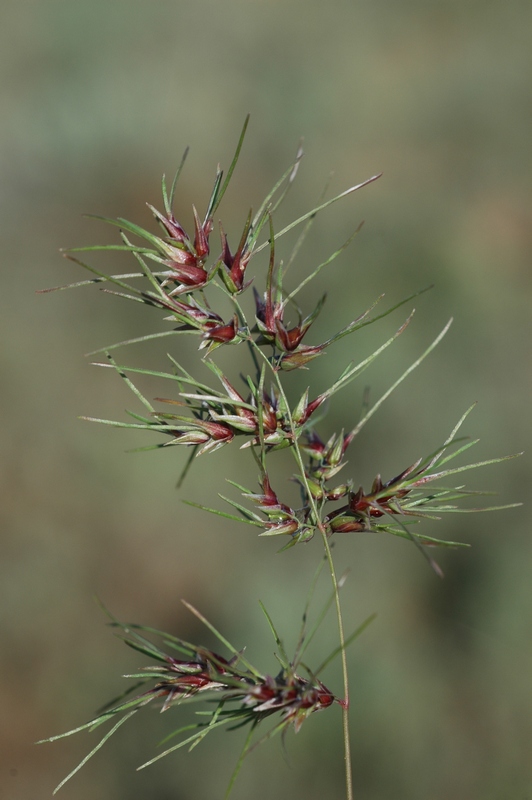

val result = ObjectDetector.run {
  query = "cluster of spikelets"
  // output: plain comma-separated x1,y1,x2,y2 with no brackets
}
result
40,118,521,796
40,591,374,796
44,117,518,553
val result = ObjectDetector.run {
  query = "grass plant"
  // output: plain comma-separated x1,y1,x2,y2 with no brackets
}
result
39,117,521,798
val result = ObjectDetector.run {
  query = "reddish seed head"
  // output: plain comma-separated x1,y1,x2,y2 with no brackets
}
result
192,206,210,259
218,217,253,294
202,315,239,344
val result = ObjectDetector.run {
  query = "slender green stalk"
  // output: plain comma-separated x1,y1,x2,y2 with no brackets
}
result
224,723,257,800
249,338,354,800
319,531,353,800
286,403,353,800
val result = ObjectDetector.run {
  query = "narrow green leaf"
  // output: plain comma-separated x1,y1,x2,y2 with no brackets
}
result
99,288,153,305
180,393,257,412
293,556,328,666
430,438,480,470
316,613,377,675
93,361,189,386
181,601,261,677
421,404,477,472
322,311,415,405
211,115,250,215
176,445,199,489
203,169,223,224
85,214,168,252
247,144,304,250
410,452,523,487
67,244,158,255
258,601,290,668
103,353,155,413
86,329,193,357
120,231,169,301
37,271,164,294
254,173,382,255
224,724,256,800
225,479,255,494
189,702,226,752
79,416,165,430
281,173,332,280
182,499,263,526
285,226,363,304
164,146,189,216
421,503,522,513
137,717,235,770
119,637,169,663
95,679,152,714
296,586,337,664
348,318,452,440
218,494,264,522
52,710,137,794
37,714,114,744
62,255,144,297
168,354,226,396
157,721,203,747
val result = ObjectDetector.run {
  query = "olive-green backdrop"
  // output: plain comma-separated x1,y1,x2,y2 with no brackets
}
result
1,1,530,798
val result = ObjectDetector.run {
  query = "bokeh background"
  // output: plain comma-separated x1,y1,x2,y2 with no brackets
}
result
1,1,531,798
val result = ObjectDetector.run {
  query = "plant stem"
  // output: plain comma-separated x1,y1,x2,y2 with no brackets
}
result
287,442,353,800
256,353,353,800
224,723,256,800
318,528,353,800
226,303,354,798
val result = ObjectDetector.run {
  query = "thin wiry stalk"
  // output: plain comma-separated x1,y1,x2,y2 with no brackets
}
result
224,723,257,800
285,429,352,795
284,394,354,800
318,534,353,800
249,338,354,800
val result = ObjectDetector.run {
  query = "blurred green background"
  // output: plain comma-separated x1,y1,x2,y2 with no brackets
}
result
1,1,530,798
